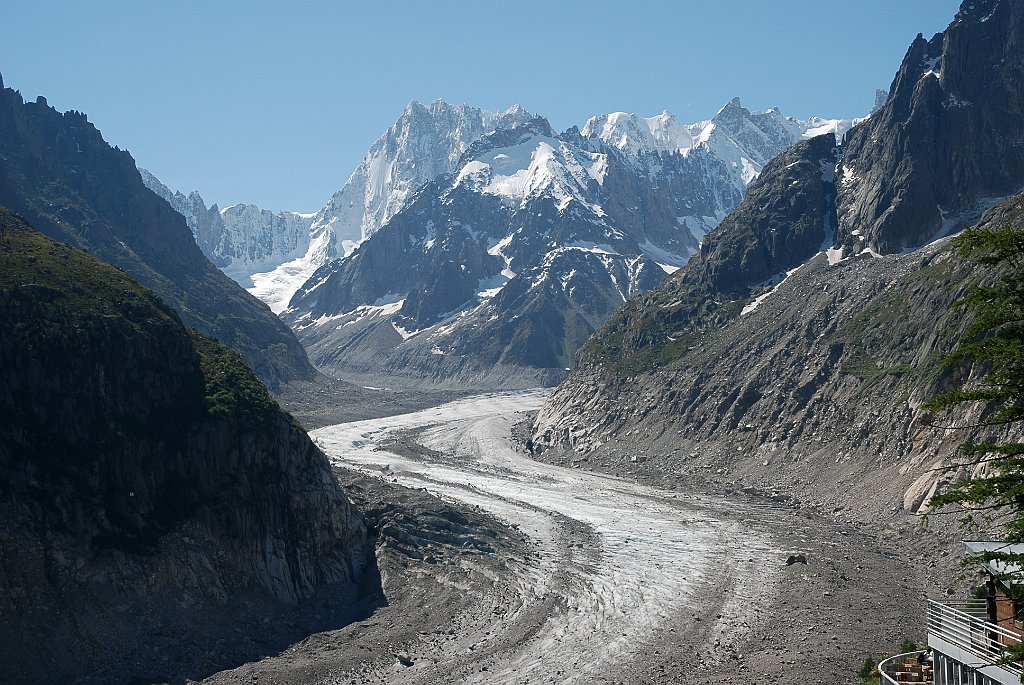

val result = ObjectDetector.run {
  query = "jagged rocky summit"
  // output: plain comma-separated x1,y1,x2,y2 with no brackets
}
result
837,0,1024,253
532,0,1024,523
0,80,316,389
281,100,855,388
143,100,536,314
0,208,371,684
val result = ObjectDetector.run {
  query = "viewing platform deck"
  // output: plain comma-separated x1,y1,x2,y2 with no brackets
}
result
879,600,1023,685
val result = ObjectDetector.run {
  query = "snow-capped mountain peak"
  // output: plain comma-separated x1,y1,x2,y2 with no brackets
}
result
242,100,536,311
456,135,604,209
451,119,609,214
583,98,857,164
283,95,870,387
581,110,706,158
144,96,864,326
581,99,859,202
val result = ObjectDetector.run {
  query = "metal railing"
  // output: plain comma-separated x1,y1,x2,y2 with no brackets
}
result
879,651,929,685
927,599,1024,679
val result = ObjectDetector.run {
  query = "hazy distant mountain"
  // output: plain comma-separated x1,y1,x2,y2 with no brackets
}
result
139,169,315,303
260,100,534,312
142,100,533,313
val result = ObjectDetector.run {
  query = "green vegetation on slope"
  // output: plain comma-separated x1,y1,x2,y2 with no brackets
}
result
577,135,837,378
927,197,1024,538
836,256,963,391
0,206,366,683
191,329,303,431
0,205,310,545
0,207,181,336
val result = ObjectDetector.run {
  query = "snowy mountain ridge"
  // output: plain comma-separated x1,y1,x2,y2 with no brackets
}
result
452,123,607,212
582,97,858,192
142,97,857,322
282,96,860,388
245,101,537,312
140,168,314,306
312,99,535,251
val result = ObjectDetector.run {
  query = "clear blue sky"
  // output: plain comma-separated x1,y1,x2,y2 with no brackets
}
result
0,0,961,212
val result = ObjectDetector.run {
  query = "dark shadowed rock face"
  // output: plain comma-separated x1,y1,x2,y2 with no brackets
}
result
690,134,838,295
838,0,1024,253
0,209,369,684
560,0,1024,381
0,81,316,389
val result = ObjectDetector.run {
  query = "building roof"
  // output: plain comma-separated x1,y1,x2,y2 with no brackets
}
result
964,541,1024,582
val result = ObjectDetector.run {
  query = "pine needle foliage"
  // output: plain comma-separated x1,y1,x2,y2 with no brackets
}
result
926,216,1024,539
924,206,1024,668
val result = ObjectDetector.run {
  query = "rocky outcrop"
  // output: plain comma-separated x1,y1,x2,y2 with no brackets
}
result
534,0,1024,521
533,200,1016,522
295,244,666,389
139,169,236,267
215,100,536,312
691,134,839,292
0,80,316,389
313,100,535,252
571,133,839,374
837,0,1024,253
0,209,370,684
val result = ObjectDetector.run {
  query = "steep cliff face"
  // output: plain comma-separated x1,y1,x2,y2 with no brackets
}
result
534,0,1024,520
221,100,536,312
0,79,316,389
0,209,369,684
837,0,1024,253
573,134,839,375
139,168,235,267
313,100,535,251
569,0,1024,383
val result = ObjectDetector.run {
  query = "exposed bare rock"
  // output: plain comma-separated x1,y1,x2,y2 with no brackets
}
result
285,99,856,389
534,0,1024,525
0,79,316,389
837,0,1024,253
537,194,1024,526
0,209,370,684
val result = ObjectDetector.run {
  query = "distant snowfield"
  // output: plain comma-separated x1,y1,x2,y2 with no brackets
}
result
312,391,781,683
249,230,354,315
249,256,322,315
